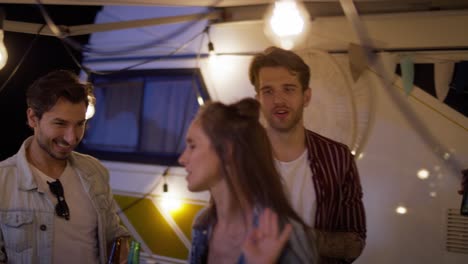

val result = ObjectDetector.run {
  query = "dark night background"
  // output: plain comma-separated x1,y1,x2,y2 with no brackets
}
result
0,4,101,161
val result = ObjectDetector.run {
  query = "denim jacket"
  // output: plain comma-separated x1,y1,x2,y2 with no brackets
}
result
0,137,129,264
189,206,317,264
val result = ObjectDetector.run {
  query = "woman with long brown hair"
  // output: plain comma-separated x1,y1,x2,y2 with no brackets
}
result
179,98,316,263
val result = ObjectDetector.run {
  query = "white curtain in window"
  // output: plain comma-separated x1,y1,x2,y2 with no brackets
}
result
141,76,199,153
84,79,144,151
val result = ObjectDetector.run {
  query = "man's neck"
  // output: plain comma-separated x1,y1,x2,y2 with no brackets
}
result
267,124,307,162
27,138,67,179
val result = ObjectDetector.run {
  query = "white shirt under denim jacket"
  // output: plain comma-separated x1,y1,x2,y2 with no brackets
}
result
189,206,318,264
0,137,129,264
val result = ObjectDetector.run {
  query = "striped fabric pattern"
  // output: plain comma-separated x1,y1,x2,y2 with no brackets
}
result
305,129,366,264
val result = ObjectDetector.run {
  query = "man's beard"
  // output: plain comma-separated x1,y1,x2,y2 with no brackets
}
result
37,137,71,161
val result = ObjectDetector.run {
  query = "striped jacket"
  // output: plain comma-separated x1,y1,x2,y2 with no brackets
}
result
305,130,366,264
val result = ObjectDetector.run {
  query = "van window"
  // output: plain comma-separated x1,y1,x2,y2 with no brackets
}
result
78,69,209,166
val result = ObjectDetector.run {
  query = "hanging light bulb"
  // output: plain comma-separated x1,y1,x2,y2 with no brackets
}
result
160,195,182,213
0,31,7,70
158,167,183,213
208,41,215,57
264,0,311,50
207,40,218,65
162,167,169,193
197,94,205,106
85,95,96,120
0,8,8,70
205,26,218,65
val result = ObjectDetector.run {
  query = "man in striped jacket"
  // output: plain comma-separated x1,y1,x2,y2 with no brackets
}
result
249,46,366,264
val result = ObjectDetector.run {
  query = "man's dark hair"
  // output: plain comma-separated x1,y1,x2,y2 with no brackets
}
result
249,46,310,92
26,70,93,119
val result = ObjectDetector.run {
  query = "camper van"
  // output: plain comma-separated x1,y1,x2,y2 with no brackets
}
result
0,1,467,263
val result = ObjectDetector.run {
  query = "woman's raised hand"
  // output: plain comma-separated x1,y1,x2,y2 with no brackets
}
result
242,208,293,264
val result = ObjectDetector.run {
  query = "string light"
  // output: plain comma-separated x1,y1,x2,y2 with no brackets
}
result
206,26,218,65
264,0,311,50
162,167,169,193
208,41,215,57
160,196,182,213
158,167,183,213
396,206,407,215
86,95,96,120
417,169,430,180
0,8,8,70
197,95,205,106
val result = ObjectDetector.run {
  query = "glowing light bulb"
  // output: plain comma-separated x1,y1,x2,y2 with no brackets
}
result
270,1,305,37
86,95,96,119
197,95,204,106
396,206,407,215
358,153,364,160
0,30,8,70
264,0,311,50
443,152,450,160
161,196,182,213
86,104,95,120
417,169,429,180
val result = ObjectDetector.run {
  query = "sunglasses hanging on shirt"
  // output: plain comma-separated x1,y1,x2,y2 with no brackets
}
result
47,179,70,220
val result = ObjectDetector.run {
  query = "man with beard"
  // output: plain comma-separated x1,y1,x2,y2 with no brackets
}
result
249,47,366,264
0,70,129,264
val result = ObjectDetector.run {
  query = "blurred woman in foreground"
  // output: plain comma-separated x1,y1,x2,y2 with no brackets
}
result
179,98,317,264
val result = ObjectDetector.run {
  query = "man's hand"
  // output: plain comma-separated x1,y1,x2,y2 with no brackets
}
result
242,208,293,264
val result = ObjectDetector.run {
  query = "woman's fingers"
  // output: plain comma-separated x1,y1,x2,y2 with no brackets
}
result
278,223,293,246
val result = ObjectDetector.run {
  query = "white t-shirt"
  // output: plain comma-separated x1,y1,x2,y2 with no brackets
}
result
31,163,99,264
275,149,316,227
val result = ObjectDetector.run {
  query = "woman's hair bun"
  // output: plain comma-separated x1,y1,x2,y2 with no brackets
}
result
231,98,260,120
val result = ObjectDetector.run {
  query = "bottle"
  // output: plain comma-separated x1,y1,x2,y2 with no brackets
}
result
127,241,135,263
461,169,468,216
107,237,122,264
128,240,141,264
